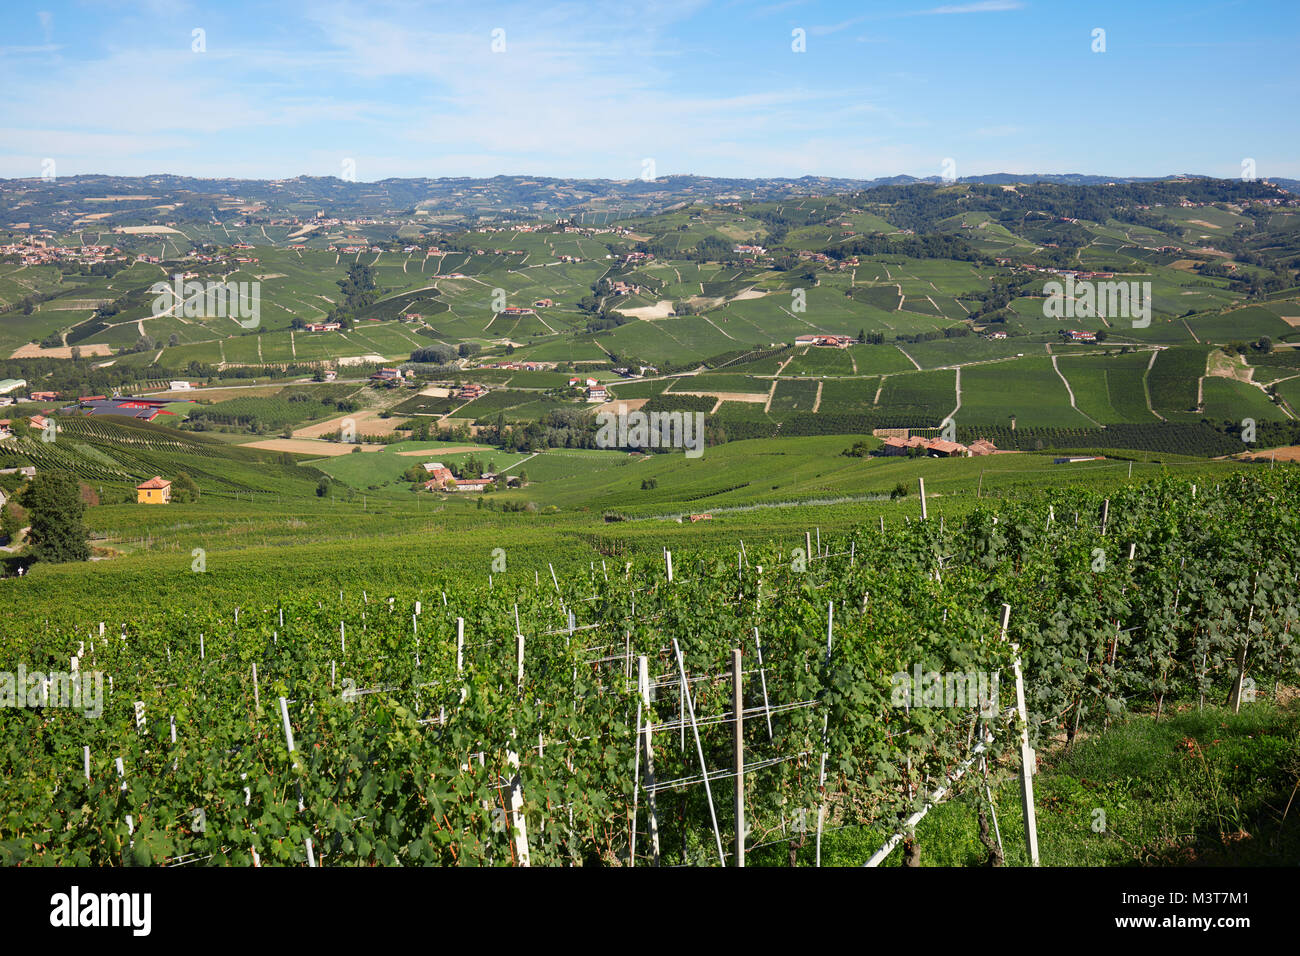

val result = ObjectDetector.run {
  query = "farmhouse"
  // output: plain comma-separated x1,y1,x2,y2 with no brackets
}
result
452,477,493,492
29,390,59,401
585,385,608,403
794,334,854,349
370,367,404,382
1062,330,1098,343
136,476,172,504
457,383,488,401
533,299,554,307
167,381,194,391
500,307,535,316
880,435,1001,458
421,462,455,488
304,322,342,332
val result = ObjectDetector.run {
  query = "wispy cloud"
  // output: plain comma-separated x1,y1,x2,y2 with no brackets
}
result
918,1,1024,14
809,16,868,36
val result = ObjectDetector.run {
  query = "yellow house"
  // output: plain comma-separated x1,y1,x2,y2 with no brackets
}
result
136,476,171,504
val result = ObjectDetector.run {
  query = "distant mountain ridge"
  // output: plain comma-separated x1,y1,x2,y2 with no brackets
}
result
1,171,1292,234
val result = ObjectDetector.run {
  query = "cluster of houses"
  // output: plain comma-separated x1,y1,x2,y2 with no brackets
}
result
456,383,488,401
608,280,642,296
419,461,522,493
0,240,121,267
879,436,1000,458
478,361,548,371
795,334,855,349
567,377,608,402
993,260,1118,282
0,418,28,440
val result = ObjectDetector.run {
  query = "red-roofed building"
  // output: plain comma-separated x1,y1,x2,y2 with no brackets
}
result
136,476,171,504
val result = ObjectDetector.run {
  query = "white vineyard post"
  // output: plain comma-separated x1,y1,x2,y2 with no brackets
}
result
278,697,296,754
1100,498,1109,536
457,617,466,703
252,663,259,711
753,627,773,740
507,743,530,867
638,656,661,865
919,478,928,521
805,531,812,562
733,648,744,868
672,638,725,866
516,632,525,690
999,603,1040,866
83,746,90,781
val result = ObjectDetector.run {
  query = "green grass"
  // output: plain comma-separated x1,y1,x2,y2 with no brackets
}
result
797,700,1300,867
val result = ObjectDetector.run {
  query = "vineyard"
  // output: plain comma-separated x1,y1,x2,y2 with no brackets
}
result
1,473,1297,866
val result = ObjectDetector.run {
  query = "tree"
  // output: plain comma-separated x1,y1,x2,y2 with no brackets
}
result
172,472,200,503
316,478,330,497
20,474,90,563
0,500,24,544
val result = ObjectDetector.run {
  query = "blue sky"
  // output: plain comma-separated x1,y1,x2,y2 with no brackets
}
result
0,0,1296,181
